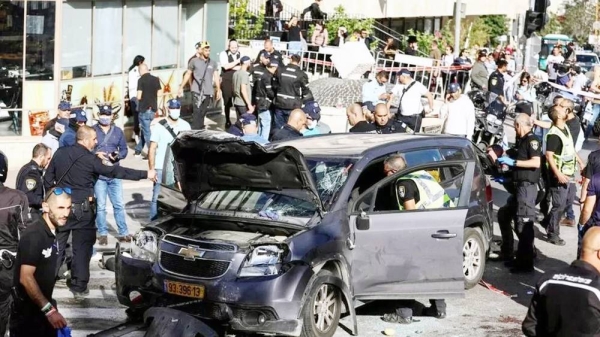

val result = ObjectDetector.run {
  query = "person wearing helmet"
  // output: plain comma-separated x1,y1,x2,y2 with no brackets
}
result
0,150,29,336
148,98,191,221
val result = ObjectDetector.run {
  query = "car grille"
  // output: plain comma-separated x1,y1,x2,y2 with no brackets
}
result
163,234,237,252
159,251,231,279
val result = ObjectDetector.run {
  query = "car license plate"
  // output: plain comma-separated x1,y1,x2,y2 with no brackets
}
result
164,280,205,299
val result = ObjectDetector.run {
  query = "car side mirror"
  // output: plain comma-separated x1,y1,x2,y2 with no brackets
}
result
356,212,370,231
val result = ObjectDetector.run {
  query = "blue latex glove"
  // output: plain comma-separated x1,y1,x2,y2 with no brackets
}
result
497,156,516,167
493,176,505,184
58,327,72,337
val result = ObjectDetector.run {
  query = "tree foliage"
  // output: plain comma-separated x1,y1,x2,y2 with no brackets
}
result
229,0,266,40
319,6,376,47
440,17,494,49
540,13,563,36
481,15,509,42
560,0,594,42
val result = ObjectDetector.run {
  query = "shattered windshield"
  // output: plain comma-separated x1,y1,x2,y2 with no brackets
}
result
194,157,356,220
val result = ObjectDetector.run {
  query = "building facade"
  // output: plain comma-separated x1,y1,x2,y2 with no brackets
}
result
0,0,228,138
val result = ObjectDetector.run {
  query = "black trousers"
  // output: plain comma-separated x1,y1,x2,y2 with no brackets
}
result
10,300,56,337
131,98,140,136
56,207,97,293
191,93,213,130
234,105,248,118
0,270,12,337
543,183,571,239
498,183,537,267
221,80,234,125
396,114,422,133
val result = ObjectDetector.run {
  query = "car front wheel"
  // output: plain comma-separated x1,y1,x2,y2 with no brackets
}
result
300,270,342,337
463,227,486,289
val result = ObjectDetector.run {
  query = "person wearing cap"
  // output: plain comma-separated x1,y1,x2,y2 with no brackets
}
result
0,150,29,337
219,39,242,129
271,109,307,141
134,63,162,158
362,71,391,112
404,36,418,56
42,117,69,155
59,108,87,148
250,51,270,87
179,41,221,130
43,101,71,137
254,56,278,141
92,104,130,245
302,101,330,136
470,51,489,91
232,56,254,118
239,113,268,145
393,69,434,132
148,99,190,221
255,39,283,67
15,143,51,223
273,54,309,129
439,83,475,139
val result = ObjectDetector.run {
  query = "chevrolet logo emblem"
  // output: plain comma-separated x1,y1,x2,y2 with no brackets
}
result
178,246,206,260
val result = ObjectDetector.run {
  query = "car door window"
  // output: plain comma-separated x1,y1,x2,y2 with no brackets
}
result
360,163,466,213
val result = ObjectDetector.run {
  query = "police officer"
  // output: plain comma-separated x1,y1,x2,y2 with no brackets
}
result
44,126,156,298
251,51,270,87
0,150,28,336
496,113,542,273
373,103,411,134
59,108,87,148
523,227,600,336
43,101,71,137
16,143,52,222
254,56,278,141
542,105,585,246
488,59,509,106
219,39,241,128
272,54,308,130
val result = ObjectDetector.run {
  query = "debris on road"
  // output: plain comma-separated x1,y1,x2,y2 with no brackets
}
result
383,328,396,336
479,280,515,297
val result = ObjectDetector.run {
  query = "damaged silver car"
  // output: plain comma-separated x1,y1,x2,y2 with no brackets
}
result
114,130,494,337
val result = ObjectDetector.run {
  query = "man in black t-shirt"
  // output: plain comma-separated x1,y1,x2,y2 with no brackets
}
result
10,187,71,337
134,63,162,157
346,103,375,133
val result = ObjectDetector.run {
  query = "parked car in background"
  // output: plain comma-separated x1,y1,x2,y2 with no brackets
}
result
575,51,600,73
114,131,495,337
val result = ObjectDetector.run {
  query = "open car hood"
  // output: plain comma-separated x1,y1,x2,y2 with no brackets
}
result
170,130,323,213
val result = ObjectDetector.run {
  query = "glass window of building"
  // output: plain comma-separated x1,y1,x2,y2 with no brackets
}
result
93,0,123,76
0,1,24,136
26,1,55,81
124,0,151,72
434,18,441,33
61,1,92,79
152,0,178,70
424,18,433,34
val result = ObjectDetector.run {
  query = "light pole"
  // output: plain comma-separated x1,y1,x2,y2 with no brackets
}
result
454,0,462,56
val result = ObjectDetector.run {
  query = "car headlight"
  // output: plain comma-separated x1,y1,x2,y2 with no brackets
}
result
130,230,158,262
238,245,285,277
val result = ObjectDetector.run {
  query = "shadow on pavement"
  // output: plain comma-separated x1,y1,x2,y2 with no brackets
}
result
125,193,151,222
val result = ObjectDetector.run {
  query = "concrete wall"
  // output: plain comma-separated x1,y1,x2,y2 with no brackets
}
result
283,0,530,19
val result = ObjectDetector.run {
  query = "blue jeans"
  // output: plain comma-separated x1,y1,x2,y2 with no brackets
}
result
585,103,600,139
134,109,154,153
258,109,272,141
151,169,163,221
94,178,128,236
274,109,291,131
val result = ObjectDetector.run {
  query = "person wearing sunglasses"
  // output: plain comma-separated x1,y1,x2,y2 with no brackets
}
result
9,187,71,337
0,150,29,337
43,126,156,299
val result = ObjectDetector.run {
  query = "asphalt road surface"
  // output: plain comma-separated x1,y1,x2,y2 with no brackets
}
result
9,118,598,337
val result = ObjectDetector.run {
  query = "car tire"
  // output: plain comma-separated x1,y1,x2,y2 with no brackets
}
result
300,270,342,337
463,227,486,290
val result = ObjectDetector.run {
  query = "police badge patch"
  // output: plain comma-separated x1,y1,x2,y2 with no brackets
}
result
398,186,406,198
530,140,539,150
25,179,36,190
491,78,497,86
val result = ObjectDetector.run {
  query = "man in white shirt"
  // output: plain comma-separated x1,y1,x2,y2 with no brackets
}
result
392,69,434,132
361,71,390,112
546,47,565,83
439,83,475,139
572,66,589,92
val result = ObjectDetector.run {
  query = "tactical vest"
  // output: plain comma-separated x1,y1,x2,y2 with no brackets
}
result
396,170,453,210
221,51,240,82
545,125,576,176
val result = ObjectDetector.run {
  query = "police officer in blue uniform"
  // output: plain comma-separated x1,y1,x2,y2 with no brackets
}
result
16,143,52,222
44,125,156,298
59,108,87,148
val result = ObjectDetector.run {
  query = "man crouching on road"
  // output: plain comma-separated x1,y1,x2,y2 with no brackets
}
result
10,187,71,337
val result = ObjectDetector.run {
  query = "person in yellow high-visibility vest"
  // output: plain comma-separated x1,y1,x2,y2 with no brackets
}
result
381,154,451,321
543,104,586,246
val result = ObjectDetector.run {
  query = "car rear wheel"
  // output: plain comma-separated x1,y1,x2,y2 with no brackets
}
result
300,270,342,337
463,227,486,289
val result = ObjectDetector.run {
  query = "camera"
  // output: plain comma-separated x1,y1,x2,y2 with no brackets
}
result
109,151,120,163
553,62,570,75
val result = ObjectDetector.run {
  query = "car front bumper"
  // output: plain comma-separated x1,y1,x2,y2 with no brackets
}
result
115,244,312,336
